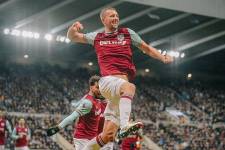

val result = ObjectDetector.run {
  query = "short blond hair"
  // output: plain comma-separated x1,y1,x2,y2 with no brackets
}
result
100,7,117,20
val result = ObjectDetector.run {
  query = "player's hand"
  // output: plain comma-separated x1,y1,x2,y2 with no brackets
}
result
19,134,24,139
46,126,60,136
71,21,84,32
162,54,174,64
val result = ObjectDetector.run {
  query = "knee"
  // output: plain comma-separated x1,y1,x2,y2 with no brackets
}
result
101,130,116,143
121,82,136,96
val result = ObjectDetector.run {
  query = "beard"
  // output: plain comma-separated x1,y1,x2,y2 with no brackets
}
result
112,23,118,29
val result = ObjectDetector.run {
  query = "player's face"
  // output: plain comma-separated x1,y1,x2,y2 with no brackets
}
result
19,118,25,125
102,9,119,30
0,110,5,118
91,82,102,99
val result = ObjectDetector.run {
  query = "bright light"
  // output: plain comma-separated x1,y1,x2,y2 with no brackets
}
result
24,54,29,59
187,73,192,78
60,37,65,42
162,51,167,56
33,33,40,39
44,34,52,41
27,32,34,38
65,38,70,43
11,29,21,36
145,68,150,73
22,31,29,37
3,28,73,44
180,53,185,58
88,62,93,66
3,28,10,34
168,51,180,58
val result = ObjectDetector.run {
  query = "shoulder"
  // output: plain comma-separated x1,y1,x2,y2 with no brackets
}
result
79,98,93,109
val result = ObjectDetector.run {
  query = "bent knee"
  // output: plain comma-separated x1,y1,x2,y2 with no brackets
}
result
101,131,116,142
120,82,136,96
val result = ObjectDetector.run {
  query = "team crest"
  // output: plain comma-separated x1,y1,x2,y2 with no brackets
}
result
117,34,124,42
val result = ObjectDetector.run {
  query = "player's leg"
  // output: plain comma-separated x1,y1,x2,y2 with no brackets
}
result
99,76,143,139
81,120,118,150
118,82,143,139
14,146,29,150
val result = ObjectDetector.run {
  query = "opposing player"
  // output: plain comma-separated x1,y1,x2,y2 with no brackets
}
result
46,75,113,150
67,7,173,149
0,108,12,150
12,118,31,150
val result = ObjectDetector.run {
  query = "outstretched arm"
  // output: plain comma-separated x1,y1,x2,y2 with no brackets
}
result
46,99,93,136
138,41,173,64
11,128,19,140
6,120,12,134
128,28,173,64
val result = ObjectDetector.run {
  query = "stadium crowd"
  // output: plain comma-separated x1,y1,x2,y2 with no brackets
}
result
0,64,224,149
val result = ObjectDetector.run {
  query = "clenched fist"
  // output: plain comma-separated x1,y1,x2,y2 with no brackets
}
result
162,54,174,64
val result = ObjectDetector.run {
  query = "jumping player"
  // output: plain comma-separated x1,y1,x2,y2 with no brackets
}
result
67,7,173,149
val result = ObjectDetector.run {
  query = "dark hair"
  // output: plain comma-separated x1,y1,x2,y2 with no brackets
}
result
89,75,101,86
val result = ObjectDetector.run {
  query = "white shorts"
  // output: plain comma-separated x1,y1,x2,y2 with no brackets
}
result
74,138,89,150
0,145,4,150
99,76,127,126
15,146,29,150
73,138,113,150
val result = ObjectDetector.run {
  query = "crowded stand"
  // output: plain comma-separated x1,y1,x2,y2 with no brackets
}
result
0,64,224,149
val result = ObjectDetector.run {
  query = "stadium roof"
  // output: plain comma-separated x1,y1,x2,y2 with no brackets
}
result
0,0,225,79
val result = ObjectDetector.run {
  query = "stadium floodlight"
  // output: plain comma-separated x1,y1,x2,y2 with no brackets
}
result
180,53,185,58
33,33,40,39
162,50,167,56
3,28,10,34
56,35,61,41
59,36,65,42
27,32,34,38
24,54,29,59
88,62,93,66
168,51,180,58
145,68,150,72
22,31,29,37
65,38,70,43
11,29,21,36
187,73,192,79
44,34,53,41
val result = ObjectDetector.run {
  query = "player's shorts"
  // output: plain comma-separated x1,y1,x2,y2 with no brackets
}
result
74,138,113,150
74,138,89,150
99,76,127,126
0,145,5,150
15,146,29,150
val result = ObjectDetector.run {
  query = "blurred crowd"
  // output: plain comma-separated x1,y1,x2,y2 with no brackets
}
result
0,64,224,149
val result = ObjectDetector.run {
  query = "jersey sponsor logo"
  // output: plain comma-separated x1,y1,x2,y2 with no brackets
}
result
99,40,126,46
117,34,124,42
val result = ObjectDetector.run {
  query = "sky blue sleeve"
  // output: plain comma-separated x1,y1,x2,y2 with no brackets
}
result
11,128,19,140
127,28,143,47
6,120,12,134
58,99,93,128
27,128,31,140
84,32,98,45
